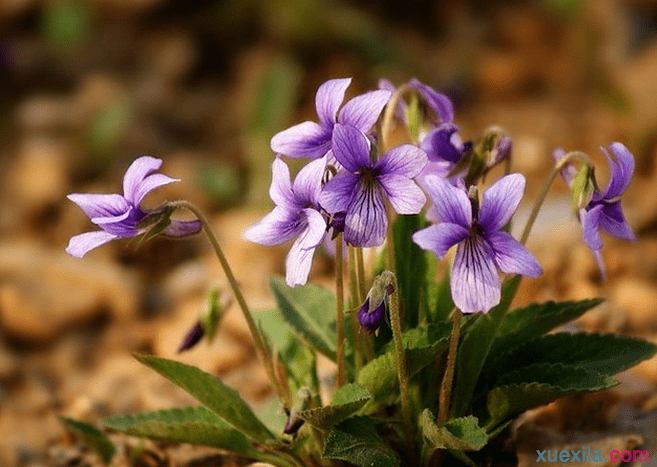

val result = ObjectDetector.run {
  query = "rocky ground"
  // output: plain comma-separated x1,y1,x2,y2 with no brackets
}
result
3,1,657,466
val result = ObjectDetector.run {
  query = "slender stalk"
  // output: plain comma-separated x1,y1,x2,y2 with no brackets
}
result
169,201,286,404
348,246,364,373
335,234,346,388
385,202,396,272
519,151,593,245
437,308,462,425
355,247,367,302
388,273,414,462
380,83,414,152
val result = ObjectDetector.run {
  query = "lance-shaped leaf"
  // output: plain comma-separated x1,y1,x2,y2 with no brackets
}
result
323,416,399,467
300,383,371,430
103,407,252,454
485,363,618,427
269,276,337,360
487,332,656,385
489,298,604,358
420,411,487,451
133,354,277,444
60,417,116,464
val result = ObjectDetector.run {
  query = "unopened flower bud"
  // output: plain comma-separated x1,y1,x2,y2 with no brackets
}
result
357,271,395,335
177,322,204,353
284,387,312,435
487,135,512,168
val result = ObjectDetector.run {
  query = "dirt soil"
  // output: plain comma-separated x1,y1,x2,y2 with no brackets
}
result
3,1,657,466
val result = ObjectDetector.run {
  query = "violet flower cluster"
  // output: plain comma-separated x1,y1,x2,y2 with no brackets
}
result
245,77,546,321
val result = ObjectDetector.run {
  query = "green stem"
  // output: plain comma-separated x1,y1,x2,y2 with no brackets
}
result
380,83,414,152
519,151,594,246
170,200,286,405
388,272,415,462
437,308,461,425
348,246,364,374
355,247,367,302
335,234,346,388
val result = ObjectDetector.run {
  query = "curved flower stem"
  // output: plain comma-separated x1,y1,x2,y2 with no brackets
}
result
437,308,461,425
519,151,594,246
388,272,415,462
335,233,346,388
355,247,367,302
380,83,414,152
169,200,286,405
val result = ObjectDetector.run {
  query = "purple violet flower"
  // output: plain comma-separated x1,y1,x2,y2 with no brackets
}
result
271,78,392,160
575,143,635,279
319,124,428,247
413,174,542,313
243,156,327,287
378,78,454,125
66,156,201,258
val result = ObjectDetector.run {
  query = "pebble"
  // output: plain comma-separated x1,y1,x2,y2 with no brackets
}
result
0,242,139,343
8,137,71,217
612,277,657,331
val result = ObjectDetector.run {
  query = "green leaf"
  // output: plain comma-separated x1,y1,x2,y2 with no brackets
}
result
420,410,487,451
393,214,433,329
490,298,604,358
489,333,657,384
450,276,521,418
133,354,277,444
269,276,337,360
60,417,116,464
358,323,452,401
103,407,252,454
487,363,618,427
323,416,399,467
431,268,455,323
300,383,371,430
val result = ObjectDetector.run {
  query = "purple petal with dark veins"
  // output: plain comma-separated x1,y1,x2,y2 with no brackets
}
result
378,174,426,214
315,78,352,127
478,174,525,233
68,193,130,219
243,207,302,246
319,172,359,214
488,231,542,277
422,175,471,228
412,223,469,260
343,182,387,247
338,90,392,134
270,121,332,159
451,236,500,314
375,144,427,178
331,124,372,172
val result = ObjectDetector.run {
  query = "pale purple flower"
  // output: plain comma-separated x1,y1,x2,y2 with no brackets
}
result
243,157,327,287
413,174,542,314
378,78,454,125
578,143,636,279
358,297,386,334
319,124,427,247
66,156,201,258
271,78,392,160
552,148,578,187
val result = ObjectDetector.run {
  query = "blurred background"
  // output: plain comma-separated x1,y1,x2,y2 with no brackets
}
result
3,0,657,465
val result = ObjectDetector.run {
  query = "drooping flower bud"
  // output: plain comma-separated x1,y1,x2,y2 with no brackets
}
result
177,287,226,353
284,387,313,435
357,271,395,335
